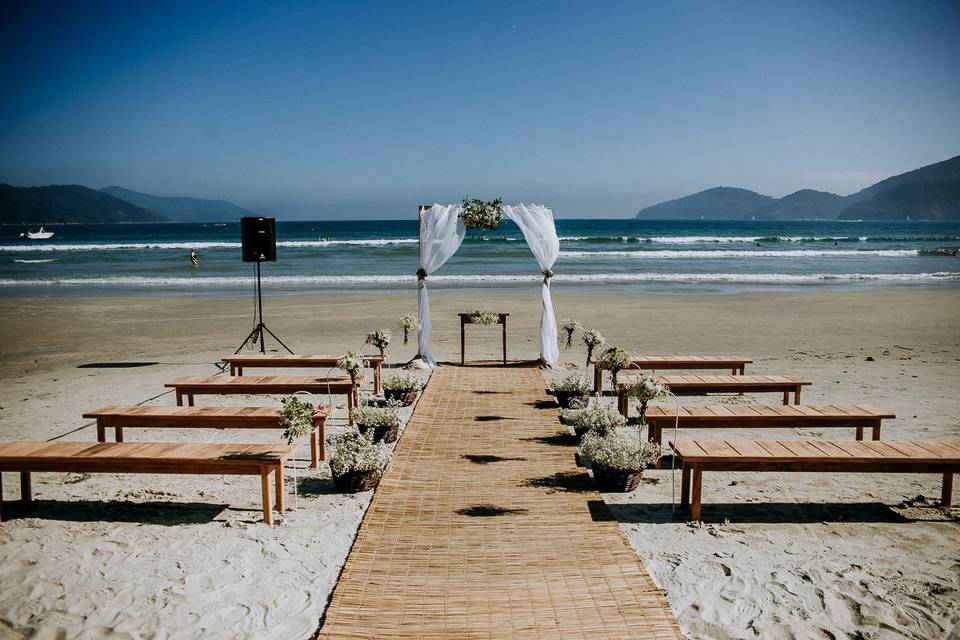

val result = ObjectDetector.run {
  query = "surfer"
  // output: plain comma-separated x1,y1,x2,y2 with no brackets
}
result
190,249,199,268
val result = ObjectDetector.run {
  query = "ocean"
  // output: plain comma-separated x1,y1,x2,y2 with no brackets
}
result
1,219,959,297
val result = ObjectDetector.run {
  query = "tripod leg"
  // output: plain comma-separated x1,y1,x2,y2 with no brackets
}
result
261,324,294,354
234,324,262,354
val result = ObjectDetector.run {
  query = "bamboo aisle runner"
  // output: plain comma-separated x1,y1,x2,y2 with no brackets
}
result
317,365,682,639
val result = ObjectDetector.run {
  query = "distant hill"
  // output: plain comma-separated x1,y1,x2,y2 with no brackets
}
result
102,186,255,222
0,184,165,224
638,154,960,220
635,187,774,220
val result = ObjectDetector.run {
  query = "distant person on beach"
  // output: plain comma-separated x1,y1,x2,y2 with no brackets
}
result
190,249,199,268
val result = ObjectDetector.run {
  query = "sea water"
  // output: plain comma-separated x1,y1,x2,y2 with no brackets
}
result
1,219,958,297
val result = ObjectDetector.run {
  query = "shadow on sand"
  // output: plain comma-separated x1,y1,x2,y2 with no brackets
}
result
603,501,918,525
1,499,227,525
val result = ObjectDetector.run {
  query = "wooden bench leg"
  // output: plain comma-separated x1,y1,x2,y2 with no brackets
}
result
782,391,789,405
943,473,953,507
0,472,4,522
593,366,603,394
20,472,31,502
176,391,183,406
374,364,382,396
618,391,628,418
680,465,691,506
96,419,106,442
348,389,356,426
646,422,656,444
794,387,801,405
261,469,273,526
502,321,507,365
871,421,881,441
187,394,195,407
690,465,703,522
855,426,864,441
275,465,285,513
310,429,320,469
115,426,124,443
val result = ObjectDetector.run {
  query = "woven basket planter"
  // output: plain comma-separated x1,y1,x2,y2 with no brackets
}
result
357,420,400,443
555,391,589,409
332,468,383,493
385,389,418,406
591,463,643,493
573,424,592,442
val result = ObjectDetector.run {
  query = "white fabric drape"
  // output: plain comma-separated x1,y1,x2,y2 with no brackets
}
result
503,204,560,365
416,204,466,366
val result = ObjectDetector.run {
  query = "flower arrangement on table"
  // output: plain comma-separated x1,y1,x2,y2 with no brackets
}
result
622,373,669,428
382,372,422,406
398,314,421,345
560,318,581,349
279,396,315,445
578,427,661,492
599,345,631,390
365,329,392,359
460,197,503,230
550,373,591,409
351,400,402,443
467,310,500,326
581,329,606,367
337,351,365,385
328,430,391,493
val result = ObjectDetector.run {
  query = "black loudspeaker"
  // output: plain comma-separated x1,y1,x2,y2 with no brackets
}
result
241,216,277,262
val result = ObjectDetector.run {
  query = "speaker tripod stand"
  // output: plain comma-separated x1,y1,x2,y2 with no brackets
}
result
234,260,293,354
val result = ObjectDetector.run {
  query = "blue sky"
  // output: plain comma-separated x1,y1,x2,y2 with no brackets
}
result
1,0,958,219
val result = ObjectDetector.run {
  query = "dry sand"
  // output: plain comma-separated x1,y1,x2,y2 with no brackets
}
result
0,288,958,638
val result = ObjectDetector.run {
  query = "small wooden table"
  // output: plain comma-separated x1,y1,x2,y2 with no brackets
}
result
458,313,508,365
592,355,752,393
221,354,384,395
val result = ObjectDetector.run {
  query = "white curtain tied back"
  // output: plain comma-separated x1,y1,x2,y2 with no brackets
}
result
415,202,559,367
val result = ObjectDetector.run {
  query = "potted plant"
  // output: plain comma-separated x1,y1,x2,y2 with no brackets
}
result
623,373,669,430
398,314,421,345
352,401,402,443
337,351,365,386
581,329,605,368
365,329,392,360
468,310,499,326
560,318,581,349
563,401,627,442
383,372,422,406
550,373,591,409
328,430,391,493
279,395,315,445
599,345,631,390
460,197,503,230
578,427,661,492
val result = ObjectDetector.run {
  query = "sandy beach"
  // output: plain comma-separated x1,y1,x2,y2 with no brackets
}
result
1,287,959,639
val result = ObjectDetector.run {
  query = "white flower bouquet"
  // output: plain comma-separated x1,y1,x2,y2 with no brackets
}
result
560,318,581,349
460,197,503,230
398,314,421,344
468,310,500,326
337,351,365,384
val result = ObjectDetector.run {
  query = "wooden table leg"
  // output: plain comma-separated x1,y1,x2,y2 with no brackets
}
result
20,472,31,502
593,365,603,394
942,472,953,506
96,419,106,442
261,469,273,525
502,318,507,365
460,317,465,366
275,465,285,513
871,420,881,441
855,426,864,441
680,464,691,506
690,464,703,521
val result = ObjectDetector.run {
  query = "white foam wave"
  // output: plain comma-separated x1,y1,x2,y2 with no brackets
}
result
1,272,956,288
561,249,919,259
12,258,56,264
0,238,419,252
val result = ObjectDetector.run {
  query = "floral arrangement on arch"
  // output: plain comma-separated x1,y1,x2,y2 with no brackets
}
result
460,197,504,230
468,310,500,326
398,314,421,344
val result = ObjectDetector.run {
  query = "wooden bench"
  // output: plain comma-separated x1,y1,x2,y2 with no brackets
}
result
222,354,385,395
82,405,328,468
670,438,960,521
0,442,293,525
616,373,812,417
593,355,752,393
165,375,361,424
644,404,895,446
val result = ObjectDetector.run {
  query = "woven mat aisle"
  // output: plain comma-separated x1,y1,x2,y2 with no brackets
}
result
317,364,682,639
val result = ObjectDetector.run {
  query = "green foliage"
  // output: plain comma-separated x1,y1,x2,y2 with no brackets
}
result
623,373,669,402
279,396,315,445
460,197,504,229
0,184,166,224
337,351,365,383
365,329,392,351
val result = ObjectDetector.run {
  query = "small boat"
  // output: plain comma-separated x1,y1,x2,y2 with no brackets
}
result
19,226,55,240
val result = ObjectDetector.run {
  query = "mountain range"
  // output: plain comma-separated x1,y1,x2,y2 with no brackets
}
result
0,184,255,225
637,154,960,220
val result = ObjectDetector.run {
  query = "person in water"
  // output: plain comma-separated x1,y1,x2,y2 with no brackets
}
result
190,249,199,268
